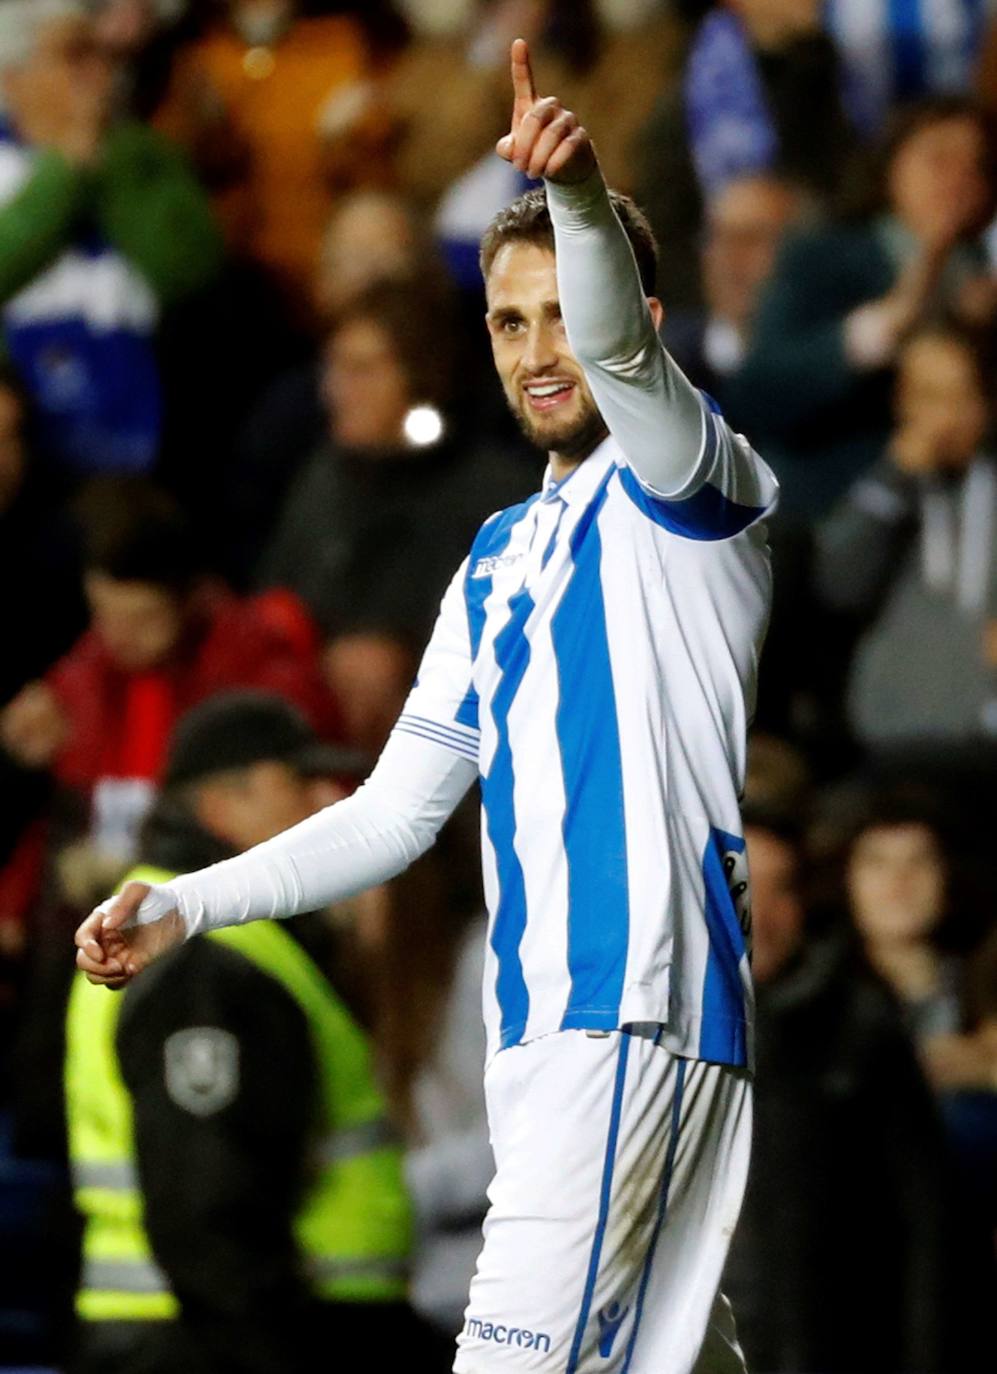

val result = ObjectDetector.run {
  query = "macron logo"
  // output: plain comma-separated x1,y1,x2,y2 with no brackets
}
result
463,1316,551,1354
470,553,522,579
597,1301,629,1358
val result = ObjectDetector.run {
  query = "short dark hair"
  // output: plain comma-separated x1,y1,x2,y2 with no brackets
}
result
79,478,203,593
480,186,659,296
842,94,997,224
332,278,456,411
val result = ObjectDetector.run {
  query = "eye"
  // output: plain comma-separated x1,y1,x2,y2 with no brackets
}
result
502,317,525,335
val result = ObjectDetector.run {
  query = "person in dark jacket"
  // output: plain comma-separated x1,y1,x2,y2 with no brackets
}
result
65,690,424,1374
729,96,997,516
816,318,997,750
634,0,854,310
725,813,985,1373
257,278,535,649
661,172,802,410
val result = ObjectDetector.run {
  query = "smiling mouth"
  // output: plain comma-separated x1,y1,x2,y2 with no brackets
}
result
523,380,576,413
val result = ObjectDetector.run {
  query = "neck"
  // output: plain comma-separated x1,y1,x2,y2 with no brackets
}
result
549,453,582,482
549,424,608,481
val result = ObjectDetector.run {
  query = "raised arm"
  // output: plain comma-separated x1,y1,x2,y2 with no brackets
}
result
497,40,777,521
75,560,482,984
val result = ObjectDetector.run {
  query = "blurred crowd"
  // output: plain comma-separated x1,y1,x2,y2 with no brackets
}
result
0,1,995,1371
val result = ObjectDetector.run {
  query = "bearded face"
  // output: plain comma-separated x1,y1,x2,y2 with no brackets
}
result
485,241,608,465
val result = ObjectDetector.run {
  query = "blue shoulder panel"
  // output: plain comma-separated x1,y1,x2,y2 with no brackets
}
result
618,466,766,541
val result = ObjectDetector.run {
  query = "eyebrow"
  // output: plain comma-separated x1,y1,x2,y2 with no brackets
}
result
487,301,562,323
487,307,523,324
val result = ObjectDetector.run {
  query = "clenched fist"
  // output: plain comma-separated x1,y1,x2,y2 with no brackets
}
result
495,38,596,185
74,881,185,988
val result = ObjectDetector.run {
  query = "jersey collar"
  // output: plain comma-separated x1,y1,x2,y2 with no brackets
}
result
540,435,618,506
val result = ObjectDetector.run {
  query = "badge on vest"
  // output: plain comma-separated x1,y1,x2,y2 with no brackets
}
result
164,1027,240,1117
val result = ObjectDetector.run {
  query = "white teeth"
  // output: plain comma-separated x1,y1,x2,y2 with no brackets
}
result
527,382,571,397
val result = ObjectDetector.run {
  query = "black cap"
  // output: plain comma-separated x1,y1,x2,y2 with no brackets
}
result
163,691,368,789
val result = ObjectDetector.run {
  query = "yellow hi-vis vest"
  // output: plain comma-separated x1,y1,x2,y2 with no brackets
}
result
65,865,412,1322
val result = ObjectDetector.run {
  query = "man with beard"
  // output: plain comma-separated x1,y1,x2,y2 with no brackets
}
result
75,39,778,1374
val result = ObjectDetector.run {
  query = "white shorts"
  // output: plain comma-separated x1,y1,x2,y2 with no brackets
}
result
453,1028,751,1374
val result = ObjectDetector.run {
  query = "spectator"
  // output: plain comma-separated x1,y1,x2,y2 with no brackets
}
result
314,189,434,324
0,480,338,864
156,0,392,308
258,279,534,651
218,189,456,588
634,0,853,308
662,171,802,405
829,0,994,136
731,97,997,516
64,691,420,1374
323,630,418,756
0,0,223,478
817,319,997,749
725,812,973,1373
842,790,968,1049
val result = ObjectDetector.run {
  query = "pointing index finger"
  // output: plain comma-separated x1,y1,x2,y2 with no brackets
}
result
510,38,537,118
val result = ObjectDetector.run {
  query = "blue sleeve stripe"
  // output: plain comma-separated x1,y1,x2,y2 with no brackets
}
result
394,721,478,763
399,712,479,745
617,465,766,542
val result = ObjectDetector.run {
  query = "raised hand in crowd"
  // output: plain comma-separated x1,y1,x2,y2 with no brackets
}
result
0,681,69,770
845,219,962,372
844,104,993,371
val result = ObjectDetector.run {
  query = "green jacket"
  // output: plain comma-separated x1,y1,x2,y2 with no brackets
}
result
0,122,222,310
65,865,412,1324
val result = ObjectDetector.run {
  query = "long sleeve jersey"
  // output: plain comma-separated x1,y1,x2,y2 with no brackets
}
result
120,170,779,1068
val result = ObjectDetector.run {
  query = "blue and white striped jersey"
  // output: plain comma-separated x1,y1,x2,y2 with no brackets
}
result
397,395,777,1068
141,174,778,1077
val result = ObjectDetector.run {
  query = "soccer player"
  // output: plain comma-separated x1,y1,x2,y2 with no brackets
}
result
75,40,778,1374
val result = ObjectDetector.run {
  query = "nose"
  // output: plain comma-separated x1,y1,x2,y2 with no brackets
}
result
522,320,558,373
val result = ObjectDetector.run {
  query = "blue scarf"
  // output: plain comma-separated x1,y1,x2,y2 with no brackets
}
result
684,10,780,201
